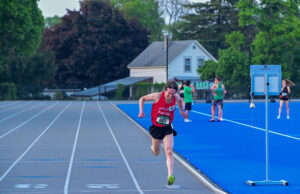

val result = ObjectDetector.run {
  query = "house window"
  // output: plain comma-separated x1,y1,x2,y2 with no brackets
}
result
184,57,191,72
197,58,204,69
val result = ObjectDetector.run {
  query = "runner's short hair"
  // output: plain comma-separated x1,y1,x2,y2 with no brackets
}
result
164,81,178,92
216,77,221,81
186,80,191,86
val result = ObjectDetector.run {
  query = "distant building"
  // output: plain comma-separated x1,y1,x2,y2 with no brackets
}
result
127,39,217,83
74,39,217,99
43,88,82,100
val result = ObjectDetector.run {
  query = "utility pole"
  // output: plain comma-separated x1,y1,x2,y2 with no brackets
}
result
165,34,169,82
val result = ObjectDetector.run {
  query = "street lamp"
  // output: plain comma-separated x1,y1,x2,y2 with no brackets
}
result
164,33,169,82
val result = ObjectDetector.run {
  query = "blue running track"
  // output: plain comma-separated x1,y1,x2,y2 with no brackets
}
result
118,102,300,194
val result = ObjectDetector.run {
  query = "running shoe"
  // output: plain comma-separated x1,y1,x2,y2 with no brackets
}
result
287,116,290,119
277,115,280,119
209,119,215,122
168,175,175,185
184,119,192,122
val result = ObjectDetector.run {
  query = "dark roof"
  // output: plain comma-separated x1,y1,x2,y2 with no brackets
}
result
174,76,200,81
127,40,194,68
44,89,82,93
74,76,152,97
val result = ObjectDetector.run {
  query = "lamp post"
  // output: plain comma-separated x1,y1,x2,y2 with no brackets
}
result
164,33,169,83
166,35,168,82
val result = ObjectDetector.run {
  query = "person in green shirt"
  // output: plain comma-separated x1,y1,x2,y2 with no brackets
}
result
209,77,226,122
184,80,195,122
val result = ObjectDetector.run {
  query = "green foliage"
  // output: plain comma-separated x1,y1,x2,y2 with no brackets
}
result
115,83,126,100
198,31,249,94
0,82,17,100
0,50,56,86
135,83,151,98
45,15,62,28
197,60,218,81
111,0,164,41
172,0,240,58
217,32,249,91
238,0,300,81
153,83,165,92
0,0,49,99
237,0,259,27
0,0,44,57
42,0,149,86
225,31,246,50
54,92,65,100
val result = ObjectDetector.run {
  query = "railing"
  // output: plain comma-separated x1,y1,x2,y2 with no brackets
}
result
0,83,299,101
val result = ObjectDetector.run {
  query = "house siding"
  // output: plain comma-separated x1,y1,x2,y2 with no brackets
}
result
130,67,166,83
169,41,212,80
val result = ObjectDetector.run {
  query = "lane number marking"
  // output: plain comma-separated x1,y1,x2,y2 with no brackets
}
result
87,184,119,189
15,184,48,189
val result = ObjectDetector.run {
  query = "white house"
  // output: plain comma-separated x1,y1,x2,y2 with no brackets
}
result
74,39,217,99
127,39,217,83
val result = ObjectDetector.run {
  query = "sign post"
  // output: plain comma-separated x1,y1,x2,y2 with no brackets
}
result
246,65,288,186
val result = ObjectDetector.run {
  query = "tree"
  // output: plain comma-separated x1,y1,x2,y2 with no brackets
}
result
42,0,150,86
198,31,249,94
238,0,300,80
0,0,44,57
111,0,164,41
45,15,62,28
0,0,57,99
197,60,218,81
158,0,190,32
216,32,249,90
2,50,56,85
172,0,240,58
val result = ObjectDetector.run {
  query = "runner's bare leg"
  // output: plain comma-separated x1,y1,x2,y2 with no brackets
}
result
163,134,174,176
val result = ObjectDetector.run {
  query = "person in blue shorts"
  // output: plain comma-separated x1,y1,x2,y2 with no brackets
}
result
209,77,226,122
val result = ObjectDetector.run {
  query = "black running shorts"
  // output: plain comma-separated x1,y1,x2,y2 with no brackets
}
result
185,102,192,110
149,125,177,140
212,99,223,106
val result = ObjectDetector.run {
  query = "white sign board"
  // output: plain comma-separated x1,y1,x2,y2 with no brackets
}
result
250,65,281,96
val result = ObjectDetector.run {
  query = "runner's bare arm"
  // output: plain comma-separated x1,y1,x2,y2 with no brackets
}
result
191,85,195,93
287,86,291,94
222,84,227,95
211,84,217,96
175,94,186,119
138,92,160,118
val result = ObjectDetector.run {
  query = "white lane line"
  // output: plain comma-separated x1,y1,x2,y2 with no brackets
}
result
0,101,32,113
192,110,300,141
0,101,72,182
112,102,227,194
64,101,85,194
0,101,44,123
97,101,144,194
0,102,58,140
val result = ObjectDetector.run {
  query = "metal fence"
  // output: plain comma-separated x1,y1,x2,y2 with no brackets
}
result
0,83,299,101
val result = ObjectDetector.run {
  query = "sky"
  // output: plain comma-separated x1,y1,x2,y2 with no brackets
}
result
38,0,208,17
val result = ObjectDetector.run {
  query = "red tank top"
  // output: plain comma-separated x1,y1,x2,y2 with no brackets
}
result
151,91,176,127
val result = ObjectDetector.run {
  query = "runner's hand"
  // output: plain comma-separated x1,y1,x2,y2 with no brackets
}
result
138,112,145,118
